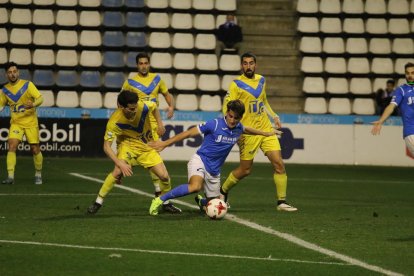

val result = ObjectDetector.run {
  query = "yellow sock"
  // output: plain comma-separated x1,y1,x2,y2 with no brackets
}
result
98,173,117,199
33,152,43,173
6,151,16,179
274,173,287,201
149,170,161,194
222,172,239,193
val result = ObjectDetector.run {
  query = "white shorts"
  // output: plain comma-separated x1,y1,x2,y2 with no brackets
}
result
187,154,220,198
404,135,414,156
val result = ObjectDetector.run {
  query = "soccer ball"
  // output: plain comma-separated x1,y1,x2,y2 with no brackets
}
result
206,198,228,220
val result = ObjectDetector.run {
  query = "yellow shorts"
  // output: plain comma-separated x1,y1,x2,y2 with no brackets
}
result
8,124,39,144
117,143,163,168
239,134,281,160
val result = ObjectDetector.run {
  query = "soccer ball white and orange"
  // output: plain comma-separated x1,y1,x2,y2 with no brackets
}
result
205,198,228,220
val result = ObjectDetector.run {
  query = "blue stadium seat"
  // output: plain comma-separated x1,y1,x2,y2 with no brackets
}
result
0,68,6,85
126,52,138,68
103,51,125,68
80,71,101,88
33,70,54,87
56,70,79,88
102,0,124,8
103,11,124,27
104,72,125,89
126,32,146,47
103,31,125,47
126,12,146,28
125,0,145,8
18,69,32,81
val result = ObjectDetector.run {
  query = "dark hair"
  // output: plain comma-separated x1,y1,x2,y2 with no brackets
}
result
405,62,414,71
5,62,18,71
386,79,395,85
240,52,257,64
227,99,245,118
135,52,150,64
117,90,138,108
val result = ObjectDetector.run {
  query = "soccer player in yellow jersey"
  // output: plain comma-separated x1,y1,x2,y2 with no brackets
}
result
121,52,181,213
0,62,44,185
220,52,297,212
87,90,175,214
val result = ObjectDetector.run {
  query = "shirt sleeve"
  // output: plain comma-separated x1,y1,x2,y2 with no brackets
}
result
222,81,239,115
391,87,403,106
158,78,169,96
104,121,120,142
198,119,216,135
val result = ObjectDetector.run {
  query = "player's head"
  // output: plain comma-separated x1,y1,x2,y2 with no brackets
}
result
118,90,139,119
240,52,257,79
225,100,245,128
404,62,414,85
386,79,395,91
135,52,151,76
5,61,19,84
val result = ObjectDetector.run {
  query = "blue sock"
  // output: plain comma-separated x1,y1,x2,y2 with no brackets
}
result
200,198,208,206
160,184,189,201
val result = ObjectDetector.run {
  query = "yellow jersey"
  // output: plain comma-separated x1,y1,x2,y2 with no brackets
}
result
121,73,168,105
223,74,277,132
0,79,42,128
104,100,156,151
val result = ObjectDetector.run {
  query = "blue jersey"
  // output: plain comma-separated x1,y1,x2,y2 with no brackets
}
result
196,118,244,176
391,84,414,138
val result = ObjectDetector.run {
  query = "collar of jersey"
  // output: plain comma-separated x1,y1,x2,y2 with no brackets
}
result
234,76,265,98
128,75,160,95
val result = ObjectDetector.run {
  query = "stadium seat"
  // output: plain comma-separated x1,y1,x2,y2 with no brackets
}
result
388,0,409,15
80,31,101,47
56,70,79,87
103,92,119,109
388,19,410,35
395,58,412,74
33,0,54,5
33,49,54,66
80,51,102,67
392,38,414,54
215,0,237,11
170,0,191,9
221,74,239,90
0,8,7,24
151,52,172,69
126,32,146,47
371,58,394,74
366,19,388,34
369,38,391,54
33,29,54,46
146,0,168,8
172,33,194,49
158,73,174,89
343,18,364,34
174,74,197,90
80,91,103,108
10,8,31,25
173,53,195,70
302,77,325,94
147,12,169,29
56,50,78,67
148,32,171,49
349,78,372,95
373,78,390,92
411,0,414,13
347,58,370,74
193,0,214,10
56,91,79,108
125,0,145,8
198,74,221,92
10,28,31,45
304,97,328,114
0,68,6,84
80,71,101,88
56,10,77,26
296,0,318,13
9,49,31,65
102,0,122,8
158,94,170,110
33,9,54,26
0,28,7,44
103,31,125,47
126,52,139,68
171,13,192,30
325,57,347,74
352,98,376,115
79,0,100,7
56,30,78,47
342,0,364,14
300,37,322,53
346,38,368,54
219,55,240,71
56,0,76,6
297,17,319,33
194,34,216,50
199,95,222,111
40,90,55,107
193,14,215,30
197,54,219,71
103,51,125,68
125,12,146,28
33,70,54,87
18,69,31,81
300,57,323,73
104,72,125,89
326,78,348,94
365,0,386,14
320,18,342,33
328,98,351,115
175,94,198,111
319,0,341,14
322,37,345,54
103,12,124,28
79,11,101,27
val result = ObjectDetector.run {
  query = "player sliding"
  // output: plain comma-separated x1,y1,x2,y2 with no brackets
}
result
149,99,281,216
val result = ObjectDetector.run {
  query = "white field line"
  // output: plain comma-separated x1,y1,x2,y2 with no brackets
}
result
0,239,348,266
69,172,403,276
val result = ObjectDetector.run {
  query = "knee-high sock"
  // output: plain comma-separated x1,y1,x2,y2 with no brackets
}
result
97,173,117,203
160,184,189,202
274,173,287,201
221,172,239,193
149,170,161,194
6,151,16,179
33,152,43,174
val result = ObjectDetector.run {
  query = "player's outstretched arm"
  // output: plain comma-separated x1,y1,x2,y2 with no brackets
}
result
149,126,200,152
244,126,282,137
371,103,397,135
103,140,132,176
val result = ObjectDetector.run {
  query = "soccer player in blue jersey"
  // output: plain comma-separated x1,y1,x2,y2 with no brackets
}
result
371,62,414,155
149,100,281,215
